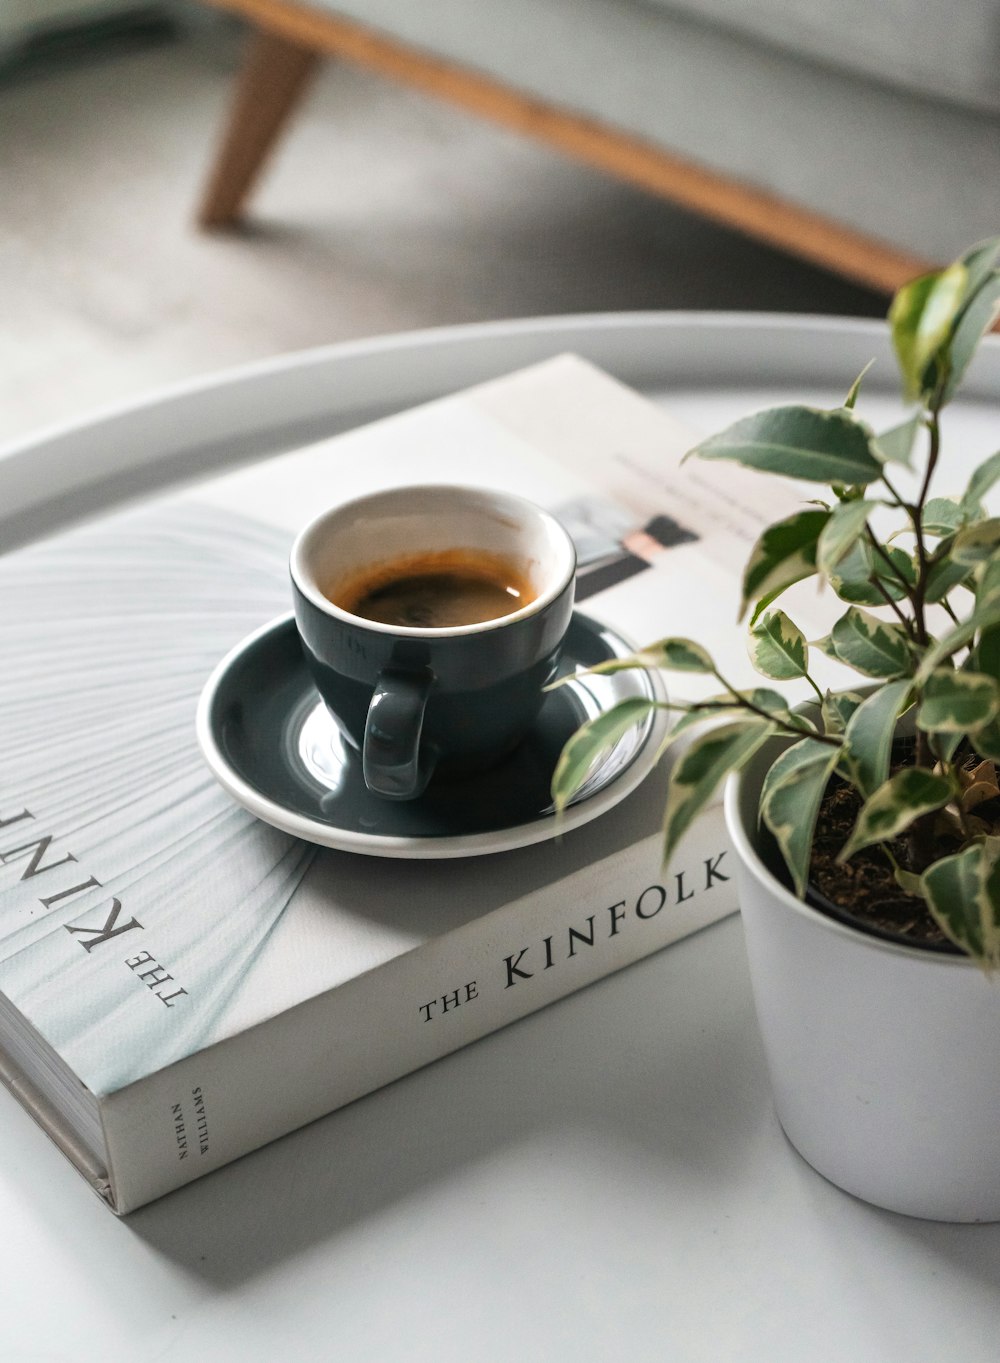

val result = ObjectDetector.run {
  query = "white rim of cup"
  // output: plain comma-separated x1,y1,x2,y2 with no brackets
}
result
289,483,577,638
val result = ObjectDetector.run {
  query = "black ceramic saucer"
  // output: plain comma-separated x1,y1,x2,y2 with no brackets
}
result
197,611,663,858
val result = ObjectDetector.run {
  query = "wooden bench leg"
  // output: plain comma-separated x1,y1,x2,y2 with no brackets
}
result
198,26,321,229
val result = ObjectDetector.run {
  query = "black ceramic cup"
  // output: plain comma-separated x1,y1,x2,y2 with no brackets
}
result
290,484,577,801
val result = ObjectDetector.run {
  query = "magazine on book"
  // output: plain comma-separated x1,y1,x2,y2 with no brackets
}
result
0,354,806,1215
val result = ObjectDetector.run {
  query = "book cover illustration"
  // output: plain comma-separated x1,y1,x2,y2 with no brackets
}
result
0,504,316,1097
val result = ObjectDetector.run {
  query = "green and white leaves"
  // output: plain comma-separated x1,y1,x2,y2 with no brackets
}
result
943,238,1000,402
839,767,953,863
740,508,829,620
761,737,839,896
889,237,1000,405
662,720,775,866
916,589,1000,681
688,405,883,486
821,689,864,737
829,540,914,605
552,636,714,683
952,518,1000,567
748,610,809,680
961,448,1000,516
922,497,967,537
872,413,922,468
550,237,1000,970
925,546,972,604
551,697,661,814
922,839,1000,969
916,669,1000,734
888,260,968,401
637,638,715,674
816,498,877,577
826,607,912,678
843,359,874,410
839,679,912,797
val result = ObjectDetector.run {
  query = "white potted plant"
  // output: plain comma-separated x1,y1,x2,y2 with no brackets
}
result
553,237,1000,1221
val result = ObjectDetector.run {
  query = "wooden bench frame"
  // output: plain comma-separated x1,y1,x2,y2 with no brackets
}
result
198,0,931,294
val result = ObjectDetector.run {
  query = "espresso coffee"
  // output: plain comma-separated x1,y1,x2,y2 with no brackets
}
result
331,549,535,629
292,485,577,798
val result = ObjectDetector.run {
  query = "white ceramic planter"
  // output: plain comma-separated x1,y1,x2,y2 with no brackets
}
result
726,738,1000,1222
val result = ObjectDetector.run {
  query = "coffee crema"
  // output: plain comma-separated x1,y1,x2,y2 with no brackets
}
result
329,548,536,629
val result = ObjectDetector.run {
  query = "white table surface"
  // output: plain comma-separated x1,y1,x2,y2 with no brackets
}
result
2,313,1000,1363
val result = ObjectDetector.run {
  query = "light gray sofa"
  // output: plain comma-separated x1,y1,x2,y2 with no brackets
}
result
199,0,1000,292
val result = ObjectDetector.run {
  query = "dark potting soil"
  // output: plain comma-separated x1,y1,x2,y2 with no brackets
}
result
807,776,956,951
805,743,1000,954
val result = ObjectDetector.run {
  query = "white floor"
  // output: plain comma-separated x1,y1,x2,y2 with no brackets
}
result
0,12,885,446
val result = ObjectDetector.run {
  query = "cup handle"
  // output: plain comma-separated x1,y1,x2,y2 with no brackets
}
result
362,669,436,800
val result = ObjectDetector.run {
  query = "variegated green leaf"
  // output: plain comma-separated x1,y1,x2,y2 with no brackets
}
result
916,668,1000,733
975,622,1000,677
894,866,926,898
748,610,809,680
888,261,968,400
660,706,720,746
829,607,912,678
961,449,1000,516
972,720,1000,762
839,767,952,863
821,689,864,737
840,679,912,796
639,637,715,673
555,636,714,681
668,687,800,729
816,498,877,577
936,730,965,763
843,359,874,410
662,720,775,866
748,583,796,628
551,697,661,813
649,708,722,762
761,737,840,896
655,689,803,760
739,508,829,620
728,686,803,726
916,591,1000,682
689,406,882,485
972,576,1000,750
957,236,1000,298
923,497,967,536
944,259,1000,402
925,545,972,603
872,413,921,468
952,518,1000,567
711,687,790,714
829,540,914,604
977,556,1000,606
921,840,1000,969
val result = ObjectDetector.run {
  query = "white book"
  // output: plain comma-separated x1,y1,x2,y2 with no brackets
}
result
0,356,786,1214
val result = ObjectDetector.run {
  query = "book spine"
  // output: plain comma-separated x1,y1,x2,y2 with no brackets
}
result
100,803,734,1212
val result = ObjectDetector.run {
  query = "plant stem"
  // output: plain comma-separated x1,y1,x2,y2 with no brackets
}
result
868,570,918,638
908,726,941,870
711,671,842,746
879,469,909,510
906,396,944,863
908,409,943,648
864,526,914,598
940,597,960,625
804,672,824,703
